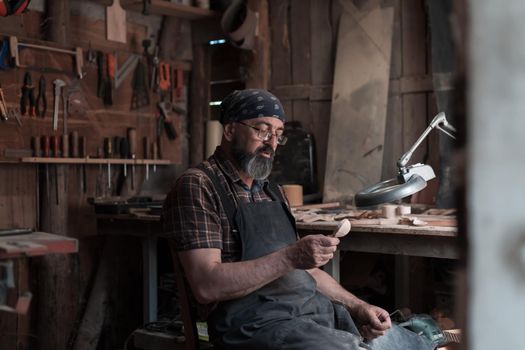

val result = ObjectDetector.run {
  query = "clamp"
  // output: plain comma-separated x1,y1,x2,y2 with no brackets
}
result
35,75,47,118
20,71,35,117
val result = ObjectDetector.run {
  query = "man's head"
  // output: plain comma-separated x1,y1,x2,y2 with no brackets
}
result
220,89,287,180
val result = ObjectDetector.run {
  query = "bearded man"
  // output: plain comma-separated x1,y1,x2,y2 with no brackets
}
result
162,89,434,350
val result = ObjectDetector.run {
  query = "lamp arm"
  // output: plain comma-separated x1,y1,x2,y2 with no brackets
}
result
396,112,456,171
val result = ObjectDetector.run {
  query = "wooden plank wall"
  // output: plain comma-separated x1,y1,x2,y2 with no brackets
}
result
0,5,187,349
269,0,439,203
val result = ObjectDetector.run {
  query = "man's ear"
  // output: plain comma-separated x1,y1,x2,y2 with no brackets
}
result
223,123,235,142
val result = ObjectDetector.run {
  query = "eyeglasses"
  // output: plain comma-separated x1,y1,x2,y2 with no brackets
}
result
236,121,288,145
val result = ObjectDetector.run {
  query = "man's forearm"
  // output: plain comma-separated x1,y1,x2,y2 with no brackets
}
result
180,248,295,304
308,268,367,316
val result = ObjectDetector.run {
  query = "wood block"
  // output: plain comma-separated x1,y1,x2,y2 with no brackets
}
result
323,4,395,204
107,0,127,43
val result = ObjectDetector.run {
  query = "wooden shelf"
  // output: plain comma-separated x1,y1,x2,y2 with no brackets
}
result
20,157,173,165
121,0,220,20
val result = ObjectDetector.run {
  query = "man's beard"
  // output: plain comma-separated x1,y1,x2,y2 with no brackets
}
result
232,140,275,180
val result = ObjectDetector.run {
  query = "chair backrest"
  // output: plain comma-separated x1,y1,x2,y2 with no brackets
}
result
169,242,200,350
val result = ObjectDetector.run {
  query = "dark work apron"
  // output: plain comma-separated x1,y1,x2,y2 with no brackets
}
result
199,166,434,350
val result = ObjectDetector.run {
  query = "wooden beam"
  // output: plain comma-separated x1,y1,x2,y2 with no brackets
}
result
389,74,434,95
273,75,433,102
189,44,210,165
45,0,71,45
272,84,333,101
245,0,270,89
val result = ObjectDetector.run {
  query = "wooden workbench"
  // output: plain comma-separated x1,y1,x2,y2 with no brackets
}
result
97,213,459,320
0,231,78,259
296,220,458,283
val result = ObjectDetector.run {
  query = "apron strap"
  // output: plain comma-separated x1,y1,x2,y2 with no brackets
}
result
195,163,292,232
196,163,237,230
265,181,285,203
265,181,298,232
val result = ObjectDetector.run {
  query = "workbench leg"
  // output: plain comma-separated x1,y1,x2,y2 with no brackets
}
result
324,250,341,282
142,236,157,324
395,255,410,309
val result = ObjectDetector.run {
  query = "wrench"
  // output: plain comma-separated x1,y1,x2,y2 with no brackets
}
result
62,85,68,134
52,79,65,131
157,101,183,140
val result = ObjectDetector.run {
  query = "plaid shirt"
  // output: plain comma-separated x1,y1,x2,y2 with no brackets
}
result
162,146,278,262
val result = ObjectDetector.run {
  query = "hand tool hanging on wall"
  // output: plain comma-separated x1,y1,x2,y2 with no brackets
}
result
9,108,22,126
0,39,10,70
0,0,31,17
130,60,149,110
158,61,171,100
114,53,140,89
116,138,128,195
150,46,159,92
80,136,87,193
119,137,129,176
152,141,158,172
35,75,47,118
143,137,150,180
42,135,50,192
142,0,151,15
71,131,79,158
157,101,181,140
106,0,127,44
31,136,40,157
51,135,60,204
62,91,69,134
105,53,115,105
127,128,136,191
65,80,87,117
86,42,96,66
173,68,184,102
52,79,65,131
20,72,35,117
0,83,8,121
141,39,152,77
9,36,85,79
96,51,113,105
96,51,105,97
103,138,113,190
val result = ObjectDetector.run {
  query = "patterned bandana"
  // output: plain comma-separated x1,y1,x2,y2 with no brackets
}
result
219,89,286,124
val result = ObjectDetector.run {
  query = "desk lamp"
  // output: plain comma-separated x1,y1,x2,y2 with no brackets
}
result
354,112,456,207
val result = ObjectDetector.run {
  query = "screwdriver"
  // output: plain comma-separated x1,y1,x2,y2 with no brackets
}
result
116,138,129,195
51,135,59,204
152,141,158,173
143,137,150,180
32,136,41,157
103,137,113,190
127,128,136,190
119,137,129,177
80,136,87,193
0,84,8,121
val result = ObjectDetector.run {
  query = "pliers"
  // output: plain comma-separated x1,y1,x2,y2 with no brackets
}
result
20,72,35,117
35,75,47,117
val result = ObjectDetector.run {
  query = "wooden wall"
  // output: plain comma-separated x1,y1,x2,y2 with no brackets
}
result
0,3,187,349
269,0,439,203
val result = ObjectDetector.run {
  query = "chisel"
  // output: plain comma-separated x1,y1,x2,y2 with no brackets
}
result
127,128,136,190
80,136,87,193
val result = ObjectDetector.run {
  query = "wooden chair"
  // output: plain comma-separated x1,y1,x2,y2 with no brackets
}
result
169,242,213,350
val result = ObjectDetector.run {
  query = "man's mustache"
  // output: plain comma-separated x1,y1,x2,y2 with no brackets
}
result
255,145,275,157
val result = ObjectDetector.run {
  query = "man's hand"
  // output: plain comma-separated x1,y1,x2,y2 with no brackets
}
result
354,303,392,340
285,234,339,270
